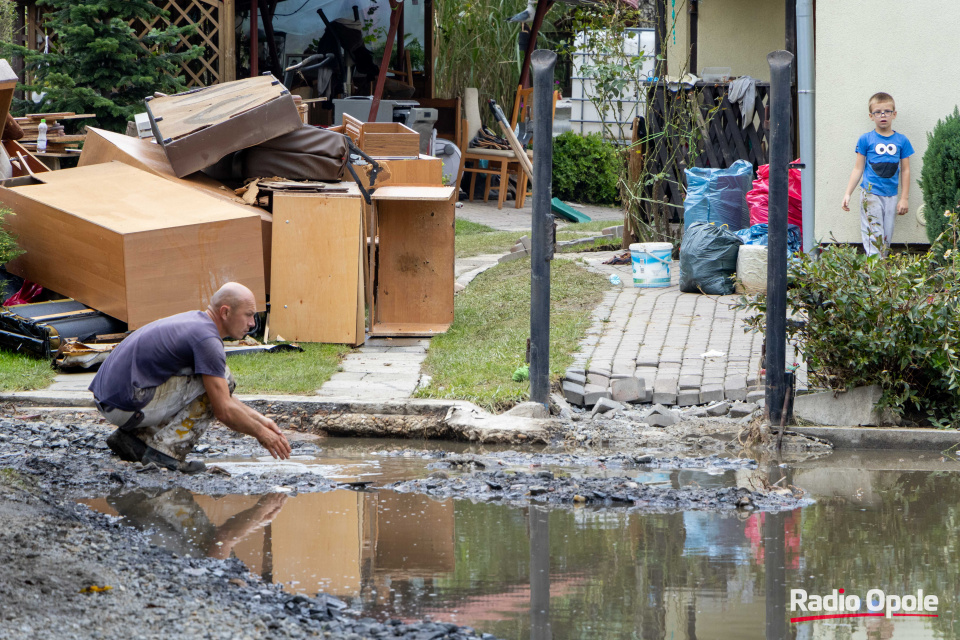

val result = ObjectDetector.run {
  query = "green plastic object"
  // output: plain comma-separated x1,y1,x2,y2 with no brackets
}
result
550,198,592,223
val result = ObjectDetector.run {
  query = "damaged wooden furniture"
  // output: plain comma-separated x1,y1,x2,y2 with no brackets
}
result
0,163,266,329
269,185,366,346
78,127,274,294
145,74,303,177
368,186,456,336
0,59,49,182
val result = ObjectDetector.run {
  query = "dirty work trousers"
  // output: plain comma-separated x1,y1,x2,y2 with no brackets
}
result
860,192,898,256
96,367,235,461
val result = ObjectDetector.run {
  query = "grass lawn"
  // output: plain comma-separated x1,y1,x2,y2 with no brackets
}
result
0,351,56,391
227,343,353,395
416,257,609,411
455,218,621,259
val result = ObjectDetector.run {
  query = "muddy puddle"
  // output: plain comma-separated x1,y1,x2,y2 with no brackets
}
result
81,440,960,639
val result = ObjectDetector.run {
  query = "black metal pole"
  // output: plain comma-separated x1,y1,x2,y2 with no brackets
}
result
530,50,556,407
766,50,794,424
764,464,788,639
529,507,551,640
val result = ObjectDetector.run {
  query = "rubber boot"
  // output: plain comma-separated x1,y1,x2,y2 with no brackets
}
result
107,428,205,473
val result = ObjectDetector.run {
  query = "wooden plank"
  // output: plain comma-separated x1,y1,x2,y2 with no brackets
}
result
0,59,18,126
368,323,451,337
30,308,96,321
269,193,365,345
360,156,443,187
77,128,245,204
18,163,256,233
371,186,455,201
0,163,266,328
373,198,454,329
4,140,51,178
123,216,264,330
0,188,129,322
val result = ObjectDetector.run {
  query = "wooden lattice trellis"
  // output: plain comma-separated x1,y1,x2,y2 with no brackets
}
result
131,0,235,87
23,0,235,87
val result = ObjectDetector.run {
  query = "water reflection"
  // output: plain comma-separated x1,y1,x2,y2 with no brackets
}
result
82,452,960,640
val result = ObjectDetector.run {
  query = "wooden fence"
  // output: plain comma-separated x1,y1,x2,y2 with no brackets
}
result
23,0,236,87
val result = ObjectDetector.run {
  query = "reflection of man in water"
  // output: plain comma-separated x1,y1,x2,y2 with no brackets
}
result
109,488,286,560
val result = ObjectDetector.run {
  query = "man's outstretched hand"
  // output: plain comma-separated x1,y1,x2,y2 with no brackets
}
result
257,418,291,460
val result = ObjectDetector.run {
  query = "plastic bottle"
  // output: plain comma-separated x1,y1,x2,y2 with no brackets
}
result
36,119,47,153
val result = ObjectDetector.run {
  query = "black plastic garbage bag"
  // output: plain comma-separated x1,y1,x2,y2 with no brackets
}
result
679,222,744,295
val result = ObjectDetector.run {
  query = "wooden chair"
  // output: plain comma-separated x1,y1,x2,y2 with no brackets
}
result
509,86,559,209
458,87,530,209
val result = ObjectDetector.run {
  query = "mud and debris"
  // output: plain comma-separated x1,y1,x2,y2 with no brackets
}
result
0,405,821,640
387,469,809,513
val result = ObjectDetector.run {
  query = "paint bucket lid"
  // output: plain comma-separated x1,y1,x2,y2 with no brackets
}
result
630,242,673,251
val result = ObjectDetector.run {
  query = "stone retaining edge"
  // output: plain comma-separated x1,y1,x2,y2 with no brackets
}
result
791,426,960,451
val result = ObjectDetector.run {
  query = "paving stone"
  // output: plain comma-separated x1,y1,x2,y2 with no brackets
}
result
567,367,585,376
677,389,700,406
699,384,725,404
498,249,528,263
652,375,678,405
610,377,644,403
519,235,532,252
587,373,610,387
587,367,613,377
724,375,748,401
583,384,611,407
591,397,623,417
746,389,765,403
706,401,732,417
506,402,550,418
645,409,680,428
729,401,760,419
564,371,586,385
678,375,701,390
562,381,585,406
549,393,574,420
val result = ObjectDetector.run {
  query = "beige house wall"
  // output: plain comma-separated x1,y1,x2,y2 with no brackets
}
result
816,0,955,245
666,0,784,81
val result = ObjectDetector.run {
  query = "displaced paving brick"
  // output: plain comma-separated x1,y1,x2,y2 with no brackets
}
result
583,384,611,407
678,375,701,390
746,390,765,403
564,371,586,385
646,412,680,428
706,401,732,417
498,250,528,264
562,381,585,406
729,402,759,419
677,390,700,407
591,397,623,417
519,235,532,252
610,377,644,403
587,373,610,387
699,384,725,404
652,375,678,405
724,375,748,401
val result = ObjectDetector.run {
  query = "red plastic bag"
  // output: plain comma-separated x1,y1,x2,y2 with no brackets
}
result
746,160,803,232
3,280,42,306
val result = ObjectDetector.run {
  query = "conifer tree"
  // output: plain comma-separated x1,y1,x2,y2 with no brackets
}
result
2,0,204,132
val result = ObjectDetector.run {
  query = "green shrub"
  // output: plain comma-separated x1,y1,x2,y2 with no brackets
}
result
736,231,960,426
552,131,621,205
0,208,23,266
920,107,960,244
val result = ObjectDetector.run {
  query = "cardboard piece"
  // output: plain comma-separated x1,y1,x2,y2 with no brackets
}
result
78,127,274,293
0,163,265,329
270,191,365,346
145,75,303,178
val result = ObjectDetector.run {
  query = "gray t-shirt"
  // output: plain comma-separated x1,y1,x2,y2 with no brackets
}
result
90,311,226,411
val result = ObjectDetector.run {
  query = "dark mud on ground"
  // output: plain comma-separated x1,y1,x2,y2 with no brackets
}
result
0,407,816,639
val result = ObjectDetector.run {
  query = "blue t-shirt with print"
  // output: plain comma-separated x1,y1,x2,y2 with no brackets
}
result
856,130,914,197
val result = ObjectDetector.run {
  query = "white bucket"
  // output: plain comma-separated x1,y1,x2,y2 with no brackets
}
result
630,242,673,288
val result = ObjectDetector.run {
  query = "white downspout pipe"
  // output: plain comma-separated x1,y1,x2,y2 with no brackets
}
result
797,0,815,252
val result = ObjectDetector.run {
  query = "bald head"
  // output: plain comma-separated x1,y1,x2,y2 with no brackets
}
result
207,282,257,339
209,282,255,313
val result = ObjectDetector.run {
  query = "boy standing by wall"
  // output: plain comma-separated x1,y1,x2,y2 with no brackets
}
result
841,92,914,256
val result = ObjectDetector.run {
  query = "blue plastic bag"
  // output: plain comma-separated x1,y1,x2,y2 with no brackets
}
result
733,223,802,255
683,159,754,231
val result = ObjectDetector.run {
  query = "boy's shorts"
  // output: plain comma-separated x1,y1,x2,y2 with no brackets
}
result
860,192,897,256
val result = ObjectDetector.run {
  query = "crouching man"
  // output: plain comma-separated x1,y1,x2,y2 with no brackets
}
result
90,282,291,473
